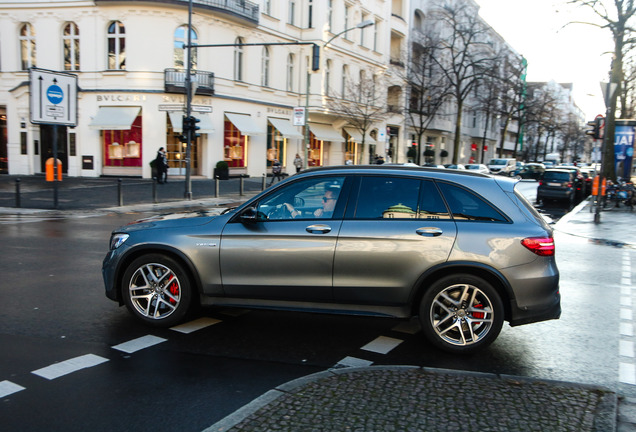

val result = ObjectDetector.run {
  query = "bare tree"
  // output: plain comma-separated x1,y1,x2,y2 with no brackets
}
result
428,0,500,164
493,54,526,159
568,0,636,180
327,72,387,164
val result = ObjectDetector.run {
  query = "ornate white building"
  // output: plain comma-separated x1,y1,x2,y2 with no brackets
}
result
0,0,406,179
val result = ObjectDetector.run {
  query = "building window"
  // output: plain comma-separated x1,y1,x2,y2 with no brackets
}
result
262,47,270,87
224,119,247,168
341,65,348,99
264,0,271,15
63,22,80,71
174,25,198,69
327,0,333,31
234,37,244,81
288,0,296,25
20,23,36,70
360,14,369,47
374,20,379,51
325,60,331,96
308,0,313,28
344,5,350,40
286,54,295,92
107,21,126,70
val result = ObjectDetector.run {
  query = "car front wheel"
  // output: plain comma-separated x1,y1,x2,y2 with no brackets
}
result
122,254,193,327
419,274,504,353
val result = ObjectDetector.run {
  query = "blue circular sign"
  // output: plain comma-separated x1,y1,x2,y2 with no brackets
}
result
47,85,64,105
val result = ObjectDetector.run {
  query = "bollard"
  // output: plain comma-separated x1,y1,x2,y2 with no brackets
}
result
118,178,123,206
152,178,157,203
240,176,245,196
214,178,219,198
15,178,21,208
262,174,267,191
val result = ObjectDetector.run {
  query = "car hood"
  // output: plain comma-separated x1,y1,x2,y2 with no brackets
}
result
116,209,227,232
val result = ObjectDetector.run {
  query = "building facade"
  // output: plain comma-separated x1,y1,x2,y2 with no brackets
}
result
0,0,404,179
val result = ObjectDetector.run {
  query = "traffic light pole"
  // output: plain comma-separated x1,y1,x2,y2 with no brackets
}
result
184,0,194,200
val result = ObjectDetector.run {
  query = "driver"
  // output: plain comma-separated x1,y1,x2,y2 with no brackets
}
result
284,186,339,218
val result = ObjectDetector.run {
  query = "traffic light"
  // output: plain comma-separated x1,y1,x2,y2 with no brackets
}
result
585,116,604,139
181,115,201,140
311,44,320,71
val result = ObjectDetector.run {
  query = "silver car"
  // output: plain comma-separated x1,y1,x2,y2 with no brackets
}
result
103,166,560,353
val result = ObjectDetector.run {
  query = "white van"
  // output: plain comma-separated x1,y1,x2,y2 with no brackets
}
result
488,158,517,175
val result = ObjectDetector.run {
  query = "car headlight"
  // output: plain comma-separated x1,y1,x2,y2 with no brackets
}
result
110,233,129,250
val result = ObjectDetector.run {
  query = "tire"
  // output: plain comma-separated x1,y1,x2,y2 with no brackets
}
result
122,254,193,327
419,274,504,354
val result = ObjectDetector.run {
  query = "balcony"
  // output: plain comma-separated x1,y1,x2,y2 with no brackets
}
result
95,0,259,25
164,68,215,96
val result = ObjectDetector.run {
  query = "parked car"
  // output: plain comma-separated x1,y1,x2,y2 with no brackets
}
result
512,163,545,180
536,169,576,206
554,165,587,199
464,164,490,174
488,158,517,175
103,166,561,353
443,164,465,170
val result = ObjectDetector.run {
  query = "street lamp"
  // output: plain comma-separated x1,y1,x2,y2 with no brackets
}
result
303,19,374,169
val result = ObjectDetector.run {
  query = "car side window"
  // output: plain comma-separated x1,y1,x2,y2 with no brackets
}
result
353,177,450,220
437,182,507,222
257,176,345,220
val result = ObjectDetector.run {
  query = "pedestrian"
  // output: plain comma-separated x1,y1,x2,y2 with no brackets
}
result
269,159,283,186
155,147,168,184
293,153,303,173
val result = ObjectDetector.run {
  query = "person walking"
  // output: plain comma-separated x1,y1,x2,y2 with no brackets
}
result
155,147,168,184
269,159,283,186
293,153,303,173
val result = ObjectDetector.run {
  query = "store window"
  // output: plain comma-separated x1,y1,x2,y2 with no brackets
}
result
20,23,36,70
174,25,198,69
107,21,126,70
344,131,358,165
267,123,286,168
166,114,198,174
308,132,323,167
224,119,247,168
63,22,80,71
103,115,142,167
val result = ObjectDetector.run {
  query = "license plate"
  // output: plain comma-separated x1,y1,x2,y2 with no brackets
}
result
548,182,561,186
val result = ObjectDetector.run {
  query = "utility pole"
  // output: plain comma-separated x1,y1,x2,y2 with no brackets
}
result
184,0,194,200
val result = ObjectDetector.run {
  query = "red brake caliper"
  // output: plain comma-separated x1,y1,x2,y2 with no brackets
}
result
167,275,179,304
472,303,485,319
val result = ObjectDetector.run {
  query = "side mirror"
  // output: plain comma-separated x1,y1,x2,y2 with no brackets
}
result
239,206,258,224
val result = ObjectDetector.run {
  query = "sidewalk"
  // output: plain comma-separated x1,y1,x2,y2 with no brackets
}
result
1,175,634,431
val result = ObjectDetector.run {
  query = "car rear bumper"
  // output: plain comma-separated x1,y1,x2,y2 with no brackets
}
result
509,290,561,326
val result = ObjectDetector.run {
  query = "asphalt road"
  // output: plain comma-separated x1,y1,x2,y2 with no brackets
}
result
0,183,632,431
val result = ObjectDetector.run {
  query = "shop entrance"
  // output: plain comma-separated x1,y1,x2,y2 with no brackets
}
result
40,124,68,174
0,110,6,174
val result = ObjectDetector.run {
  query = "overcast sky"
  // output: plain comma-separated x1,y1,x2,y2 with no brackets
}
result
476,0,613,120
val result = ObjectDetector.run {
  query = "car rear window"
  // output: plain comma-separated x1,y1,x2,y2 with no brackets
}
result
543,172,569,181
436,182,508,222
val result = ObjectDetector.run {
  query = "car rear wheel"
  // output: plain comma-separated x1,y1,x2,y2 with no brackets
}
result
419,274,504,353
122,254,193,327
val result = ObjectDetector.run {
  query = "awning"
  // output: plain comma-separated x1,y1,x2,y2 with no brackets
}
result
268,118,303,139
89,106,141,130
225,113,264,136
308,123,345,143
345,127,377,145
169,112,215,134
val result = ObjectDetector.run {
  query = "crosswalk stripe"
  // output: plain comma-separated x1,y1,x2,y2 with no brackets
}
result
0,380,25,398
31,354,108,380
112,335,167,354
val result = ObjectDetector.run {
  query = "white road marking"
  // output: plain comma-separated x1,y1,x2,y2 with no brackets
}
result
361,336,403,354
0,380,25,398
112,335,167,354
335,356,374,368
622,296,632,307
171,317,222,334
621,340,635,358
621,322,634,337
620,362,636,385
622,308,633,321
31,354,108,380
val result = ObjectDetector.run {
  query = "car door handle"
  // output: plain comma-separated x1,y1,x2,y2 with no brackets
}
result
416,227,443,237
306,224,332,234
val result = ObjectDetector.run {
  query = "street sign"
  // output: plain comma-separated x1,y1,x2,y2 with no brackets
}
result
293,107,306,126
30,68,78,126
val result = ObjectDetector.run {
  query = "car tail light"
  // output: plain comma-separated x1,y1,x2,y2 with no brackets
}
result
521,237,555,256
539,180,544,186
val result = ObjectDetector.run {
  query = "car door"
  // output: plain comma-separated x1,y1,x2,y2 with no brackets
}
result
333,176,457,305
219,175,348,301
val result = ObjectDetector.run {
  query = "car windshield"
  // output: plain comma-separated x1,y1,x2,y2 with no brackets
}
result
543,172,569,181
490,159,506,165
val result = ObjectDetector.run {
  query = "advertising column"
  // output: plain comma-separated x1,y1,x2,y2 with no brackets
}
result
614,120,636,180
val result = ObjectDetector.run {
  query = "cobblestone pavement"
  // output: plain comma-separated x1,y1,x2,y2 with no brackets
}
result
205,367,616,432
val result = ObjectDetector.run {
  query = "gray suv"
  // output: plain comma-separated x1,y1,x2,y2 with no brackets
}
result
103,166,560,353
